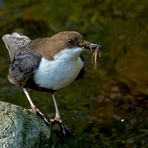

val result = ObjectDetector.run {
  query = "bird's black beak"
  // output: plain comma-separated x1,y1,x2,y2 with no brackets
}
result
78,40,102,52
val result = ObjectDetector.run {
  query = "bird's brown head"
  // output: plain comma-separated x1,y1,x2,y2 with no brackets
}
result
50,31,102,67
51,31,102,51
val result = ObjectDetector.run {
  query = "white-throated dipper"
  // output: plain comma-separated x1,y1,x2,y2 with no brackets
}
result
2,31,102,138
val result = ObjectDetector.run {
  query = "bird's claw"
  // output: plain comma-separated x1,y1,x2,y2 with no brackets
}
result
29,107,72,142
36,111,51,126
28,107,51,126
51,118,72,142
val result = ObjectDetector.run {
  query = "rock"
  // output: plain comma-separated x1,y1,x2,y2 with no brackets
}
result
0,101,50,148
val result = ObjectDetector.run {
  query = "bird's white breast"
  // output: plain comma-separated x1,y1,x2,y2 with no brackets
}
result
34,48,84,90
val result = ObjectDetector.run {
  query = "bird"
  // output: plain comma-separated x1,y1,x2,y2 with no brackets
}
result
2,31,102,137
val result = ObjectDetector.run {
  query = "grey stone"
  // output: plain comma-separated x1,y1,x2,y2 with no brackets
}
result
0,101,50,148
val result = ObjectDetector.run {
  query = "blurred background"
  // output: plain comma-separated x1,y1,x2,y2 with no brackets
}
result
0,0,148,147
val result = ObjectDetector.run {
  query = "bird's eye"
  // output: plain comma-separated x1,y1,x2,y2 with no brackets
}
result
68,39,73,44
76,41,80,45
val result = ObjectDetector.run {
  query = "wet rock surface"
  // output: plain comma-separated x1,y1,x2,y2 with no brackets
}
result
0,101,50,148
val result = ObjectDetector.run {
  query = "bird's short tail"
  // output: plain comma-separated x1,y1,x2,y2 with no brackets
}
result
2,32,31,60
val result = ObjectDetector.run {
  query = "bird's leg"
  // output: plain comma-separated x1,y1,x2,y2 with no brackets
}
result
50,93,61,122
23,88,50,125
23,88,37,113
51,93,70,141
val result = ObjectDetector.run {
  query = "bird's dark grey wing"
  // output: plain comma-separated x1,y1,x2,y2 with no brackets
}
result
75,55,85,80
75,66,85,80
8,49,41,86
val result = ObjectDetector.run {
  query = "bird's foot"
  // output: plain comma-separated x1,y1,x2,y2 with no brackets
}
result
28,106,50,126
51,116,72,142
28,105,38,114
29,107,72,142
50,116,61,123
